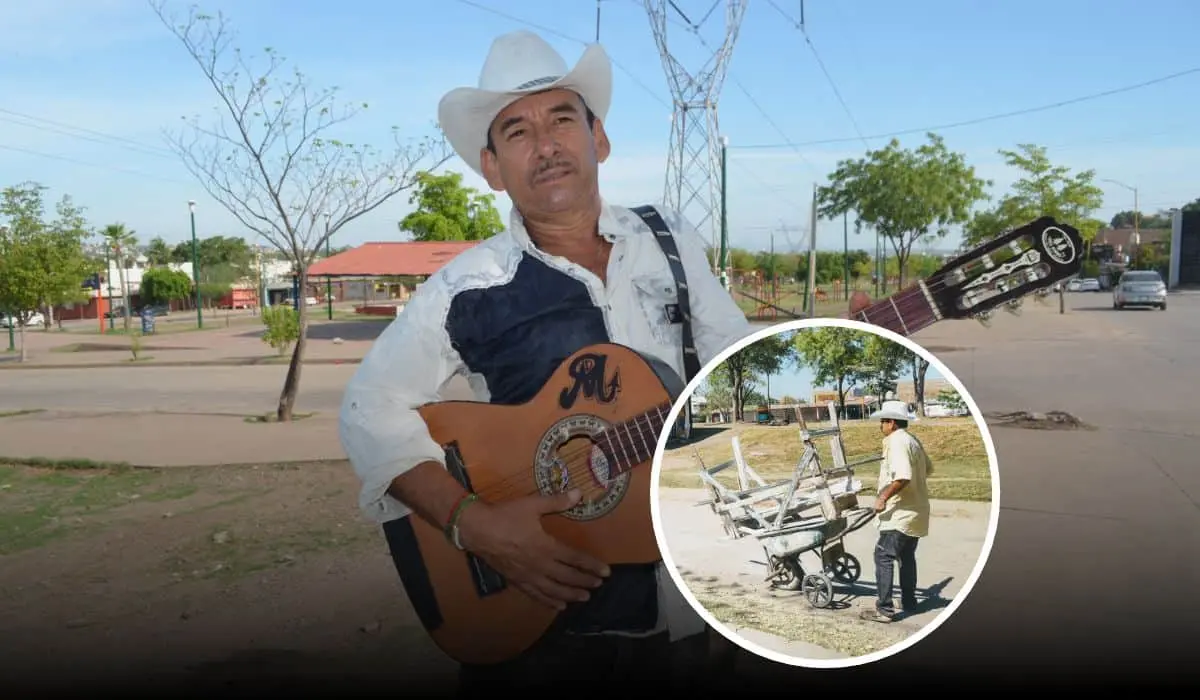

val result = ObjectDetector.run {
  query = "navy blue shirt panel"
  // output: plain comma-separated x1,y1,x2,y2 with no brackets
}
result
444,254,611,406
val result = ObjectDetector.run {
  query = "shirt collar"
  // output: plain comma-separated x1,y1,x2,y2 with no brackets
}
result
506,198,633,253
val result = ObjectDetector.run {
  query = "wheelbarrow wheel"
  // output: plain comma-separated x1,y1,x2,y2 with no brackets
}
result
831,553,861,584
802,573,834,608
767,555,804,591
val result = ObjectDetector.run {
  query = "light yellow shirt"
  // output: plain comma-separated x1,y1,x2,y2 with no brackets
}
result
877,428,933,537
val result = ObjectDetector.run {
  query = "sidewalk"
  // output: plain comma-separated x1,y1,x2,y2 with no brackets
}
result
0,409,348,467
0,318,381,369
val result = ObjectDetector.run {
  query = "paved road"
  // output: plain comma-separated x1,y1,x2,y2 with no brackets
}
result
0,364,361,415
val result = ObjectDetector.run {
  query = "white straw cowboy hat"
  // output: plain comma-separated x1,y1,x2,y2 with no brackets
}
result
870,400,918,422
437,30,613,178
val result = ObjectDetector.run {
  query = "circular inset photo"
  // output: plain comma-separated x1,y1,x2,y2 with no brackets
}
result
651,317,1000,669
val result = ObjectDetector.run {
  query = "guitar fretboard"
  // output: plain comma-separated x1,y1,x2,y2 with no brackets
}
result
599,400,674,477
854,282,940,338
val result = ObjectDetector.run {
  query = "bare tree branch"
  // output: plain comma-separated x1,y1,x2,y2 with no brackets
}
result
148,0,452,420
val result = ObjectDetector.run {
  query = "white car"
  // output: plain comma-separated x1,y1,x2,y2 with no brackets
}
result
1113,270,1167,310
0,311,45,328
1076,278,1101,292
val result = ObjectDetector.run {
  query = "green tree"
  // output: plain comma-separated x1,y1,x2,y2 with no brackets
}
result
858,332,912,403
963,144,1106,251
100,223,138,332
793,327,869,415
399,171,505,241
140,267,194,306
0,183,94,360
710,332,794,422
936,387,967,414
145,236,173,266
817,133,990,288
152,1,449,421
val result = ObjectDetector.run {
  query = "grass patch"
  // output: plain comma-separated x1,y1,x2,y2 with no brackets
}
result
691,581,907,657
0,462,194,554
661,420,991,501
243,411,317,424
0,409,45,419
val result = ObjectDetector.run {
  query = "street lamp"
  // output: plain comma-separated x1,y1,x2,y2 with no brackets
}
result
324,211,333,321
1101,178,1139,265
189,200,203,329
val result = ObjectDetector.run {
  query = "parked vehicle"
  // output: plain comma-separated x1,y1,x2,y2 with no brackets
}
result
0,311,45,328
1112,270,1167,310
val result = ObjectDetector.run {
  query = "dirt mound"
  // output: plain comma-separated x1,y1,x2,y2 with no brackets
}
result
983,410,1093,430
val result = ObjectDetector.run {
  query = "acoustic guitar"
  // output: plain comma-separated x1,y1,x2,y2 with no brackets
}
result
394,216,1084,665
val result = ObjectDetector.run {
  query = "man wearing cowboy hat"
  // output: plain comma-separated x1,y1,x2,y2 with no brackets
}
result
862,399,933,623
339,29,815,692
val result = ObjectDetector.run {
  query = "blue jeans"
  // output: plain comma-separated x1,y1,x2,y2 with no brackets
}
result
874,529,920,613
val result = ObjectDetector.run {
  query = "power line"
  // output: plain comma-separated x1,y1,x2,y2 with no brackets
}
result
735,65,1200,149
0,107,174,157
0,143,192,185
455,0,670,109
768,0,869,148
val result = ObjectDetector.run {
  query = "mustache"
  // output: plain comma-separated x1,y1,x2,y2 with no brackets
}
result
532,157,574,176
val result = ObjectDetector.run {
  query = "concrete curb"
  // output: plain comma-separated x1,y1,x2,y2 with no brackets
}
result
0,357,363,371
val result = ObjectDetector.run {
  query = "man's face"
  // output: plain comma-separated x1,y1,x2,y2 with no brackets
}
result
479,88,610,216
880,419,895,436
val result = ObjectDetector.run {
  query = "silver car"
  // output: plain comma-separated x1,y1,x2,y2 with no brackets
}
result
1112,270,1167,310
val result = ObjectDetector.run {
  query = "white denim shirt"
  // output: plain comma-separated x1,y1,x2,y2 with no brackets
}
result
339,198,754,641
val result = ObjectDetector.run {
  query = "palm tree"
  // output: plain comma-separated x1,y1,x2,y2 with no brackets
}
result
101,223,138,332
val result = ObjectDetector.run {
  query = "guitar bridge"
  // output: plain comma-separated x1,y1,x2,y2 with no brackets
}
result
444,442,507,598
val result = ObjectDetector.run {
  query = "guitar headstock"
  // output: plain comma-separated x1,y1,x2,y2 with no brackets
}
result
926,217,1084,322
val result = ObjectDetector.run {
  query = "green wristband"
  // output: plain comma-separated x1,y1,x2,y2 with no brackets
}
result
445,492,480,549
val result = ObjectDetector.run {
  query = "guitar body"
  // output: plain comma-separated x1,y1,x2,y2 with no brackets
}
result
394,343,684,666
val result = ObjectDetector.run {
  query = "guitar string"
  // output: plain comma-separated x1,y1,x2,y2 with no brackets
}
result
463,256,1070,503
472,406,669,503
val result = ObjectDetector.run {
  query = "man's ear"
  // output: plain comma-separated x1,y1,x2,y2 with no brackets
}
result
479,147,506,192
592,118,611,164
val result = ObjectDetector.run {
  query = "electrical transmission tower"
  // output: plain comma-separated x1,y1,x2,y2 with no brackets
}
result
644,1,747,271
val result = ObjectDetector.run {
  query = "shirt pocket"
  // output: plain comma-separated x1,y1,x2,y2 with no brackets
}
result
631,273,683,348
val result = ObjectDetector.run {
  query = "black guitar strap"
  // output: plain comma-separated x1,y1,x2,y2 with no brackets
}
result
629,204,703,385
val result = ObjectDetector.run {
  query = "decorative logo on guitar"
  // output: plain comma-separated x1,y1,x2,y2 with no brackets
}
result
558,353,621,410
1040,226,1077,265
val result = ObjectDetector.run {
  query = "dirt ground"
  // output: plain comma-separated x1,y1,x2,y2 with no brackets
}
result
0,460,459,692
656,422,993,660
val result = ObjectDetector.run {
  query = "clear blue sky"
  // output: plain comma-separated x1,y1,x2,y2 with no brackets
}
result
2,0,1197,255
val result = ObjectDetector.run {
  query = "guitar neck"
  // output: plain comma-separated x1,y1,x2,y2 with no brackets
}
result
603,400,675,477
854,282,941,338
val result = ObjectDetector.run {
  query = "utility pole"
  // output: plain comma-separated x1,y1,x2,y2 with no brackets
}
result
718,136,730,289
189,200,203,330
105,247,114,331
769,230,776,302
843,210,849,301
807,184,818,318
324,212,334,321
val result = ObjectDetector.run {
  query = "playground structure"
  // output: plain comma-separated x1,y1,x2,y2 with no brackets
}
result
692,401,881,609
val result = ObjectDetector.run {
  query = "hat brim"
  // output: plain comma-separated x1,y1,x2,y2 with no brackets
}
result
870,410,918,421
437,43,613,179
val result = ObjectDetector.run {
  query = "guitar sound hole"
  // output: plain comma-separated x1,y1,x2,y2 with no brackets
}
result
534,415,631,522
